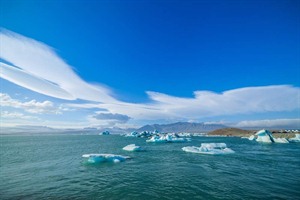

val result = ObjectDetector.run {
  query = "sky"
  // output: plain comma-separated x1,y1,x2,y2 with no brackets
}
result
0,0,299,130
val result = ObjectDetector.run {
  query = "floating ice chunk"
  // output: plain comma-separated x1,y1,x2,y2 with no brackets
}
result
182,143,234,155
248,135,255,141
124,131,139,137
289,134,300,143
249,130,290,143
146,135,167,143
82,154,130,163
255,130,274,143
123,131,153,138
122,144,142,151
256,135,273,143
99,131,110,135
146,133,191,143
273,138,289,143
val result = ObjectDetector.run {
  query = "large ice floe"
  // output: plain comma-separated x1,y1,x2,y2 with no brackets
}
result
248,129,289,143
146,133,191,143
82,154,130,163
289,134,300,143
122,144,142,151
182,143,235,155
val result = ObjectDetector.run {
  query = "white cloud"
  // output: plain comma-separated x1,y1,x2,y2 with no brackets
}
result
0,29,116,103
144,85,300,118
0,93,62,114
65,84,300,121
1,29,299,126
92,112,131,123
0,111,39,120
1,62,74,100
235,119,300,129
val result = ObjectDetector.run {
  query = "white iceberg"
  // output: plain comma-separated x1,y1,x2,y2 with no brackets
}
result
255,130,274,143
254,129,289,143
146,135,167,143
146,133,191,143
248,135,255,141
124,131,139,137
182,143,235,155
123,131,153,138
273,138,289,143
289,134,300,143
122,144,142,151
82,154,130,163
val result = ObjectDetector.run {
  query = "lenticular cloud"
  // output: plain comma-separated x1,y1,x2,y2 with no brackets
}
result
0,62,75,100
0,29,116,103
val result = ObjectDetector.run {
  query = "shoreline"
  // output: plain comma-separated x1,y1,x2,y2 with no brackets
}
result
208,128,297,139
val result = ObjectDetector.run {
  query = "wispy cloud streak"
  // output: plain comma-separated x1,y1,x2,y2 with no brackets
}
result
0,29,116,103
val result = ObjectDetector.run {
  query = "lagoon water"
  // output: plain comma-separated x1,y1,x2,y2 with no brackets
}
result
1,135,299,200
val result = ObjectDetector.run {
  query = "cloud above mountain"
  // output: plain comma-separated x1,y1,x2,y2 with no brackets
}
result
93,113,131,123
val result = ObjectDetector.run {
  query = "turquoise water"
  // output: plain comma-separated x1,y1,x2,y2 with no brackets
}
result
1,135,299,200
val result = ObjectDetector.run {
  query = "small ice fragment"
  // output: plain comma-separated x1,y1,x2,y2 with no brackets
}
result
122,144,142,151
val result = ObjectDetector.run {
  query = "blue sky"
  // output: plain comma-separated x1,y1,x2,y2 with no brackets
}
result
0,0,299,129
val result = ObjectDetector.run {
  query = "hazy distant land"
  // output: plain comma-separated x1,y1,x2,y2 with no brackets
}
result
208,128,297,138
1,122,298,138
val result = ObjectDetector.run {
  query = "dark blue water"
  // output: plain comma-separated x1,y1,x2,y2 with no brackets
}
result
1,135,299,199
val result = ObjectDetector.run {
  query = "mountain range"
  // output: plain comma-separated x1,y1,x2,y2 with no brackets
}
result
0,122,226,134
136,122,226,133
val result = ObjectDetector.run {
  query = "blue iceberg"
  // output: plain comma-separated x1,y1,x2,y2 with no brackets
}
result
252,130,289,143
146,133,191,143
99,131,110,135
82,154,130,163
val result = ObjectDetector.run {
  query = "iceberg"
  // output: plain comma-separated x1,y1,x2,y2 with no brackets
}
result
124,131,153,138
146,133,191,143
124,131,139,137
99,131,110,135
248,135,255,141
182,143,234,155
122,144,142,151
82,154,130,163
289,134,300,143
146,135,167,143
253,129,289,143
273,138,289,143
255,130,274,143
